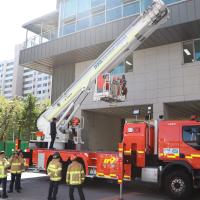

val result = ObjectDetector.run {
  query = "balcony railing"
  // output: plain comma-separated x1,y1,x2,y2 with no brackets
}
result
24,0,186,49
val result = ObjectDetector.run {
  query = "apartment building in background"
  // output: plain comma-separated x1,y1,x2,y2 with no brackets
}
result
0,45,52,100
0,60,15,99
19,0,200,151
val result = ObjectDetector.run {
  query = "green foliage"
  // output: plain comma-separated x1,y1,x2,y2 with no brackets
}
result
0,95,50,141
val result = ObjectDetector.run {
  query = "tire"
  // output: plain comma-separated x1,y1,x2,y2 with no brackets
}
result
164,170,192,199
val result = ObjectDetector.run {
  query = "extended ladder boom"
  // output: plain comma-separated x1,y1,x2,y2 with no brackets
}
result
37,0,169,141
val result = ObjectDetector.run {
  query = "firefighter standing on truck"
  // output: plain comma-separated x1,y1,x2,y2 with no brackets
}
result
66,155,85,200
8,151,23,193
47,152,62,200
0,151,10,199
49,118,57,149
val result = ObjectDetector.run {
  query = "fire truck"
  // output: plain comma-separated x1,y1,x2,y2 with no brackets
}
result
22,1,200,199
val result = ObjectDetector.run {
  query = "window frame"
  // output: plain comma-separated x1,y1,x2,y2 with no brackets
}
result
194,38,200,62
182,125,200,150
182,38,200,65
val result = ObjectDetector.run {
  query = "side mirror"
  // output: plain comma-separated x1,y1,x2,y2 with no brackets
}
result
196,134,200,145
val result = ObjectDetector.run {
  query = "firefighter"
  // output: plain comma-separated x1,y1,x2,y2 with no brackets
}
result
47,152,62,200
17,149,25,190
49,118,57,149
66,155,85,200
0,151,9,198
8,151,23,193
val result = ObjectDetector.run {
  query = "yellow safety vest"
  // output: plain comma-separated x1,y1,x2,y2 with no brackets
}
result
0,158,10,179
47,160,62,182
9,157,23,174
66,161,85,185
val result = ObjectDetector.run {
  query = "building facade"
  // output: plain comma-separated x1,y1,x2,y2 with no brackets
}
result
22,67,52,100
19,0,200,151
0,60,15,99
0,45,52,100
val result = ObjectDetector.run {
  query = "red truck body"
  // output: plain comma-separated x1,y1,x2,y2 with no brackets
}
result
27,119,200,199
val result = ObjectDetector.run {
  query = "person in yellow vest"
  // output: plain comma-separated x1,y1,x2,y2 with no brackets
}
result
47,152,62,200
0,151,10,199
17,149,26,190
8,151,23,193
66,155,85,200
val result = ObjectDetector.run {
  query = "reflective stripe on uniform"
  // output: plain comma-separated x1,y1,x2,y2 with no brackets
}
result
12,163,21,166
51,177,61,181
11,171,22,174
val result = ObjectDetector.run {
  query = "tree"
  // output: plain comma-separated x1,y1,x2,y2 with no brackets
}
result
20,94,39,141
0,97,23,141
0,95,50,141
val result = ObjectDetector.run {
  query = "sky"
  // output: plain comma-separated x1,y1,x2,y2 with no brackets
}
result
0,0,57,61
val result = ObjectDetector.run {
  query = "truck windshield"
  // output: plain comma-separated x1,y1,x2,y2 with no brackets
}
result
183,126,200,149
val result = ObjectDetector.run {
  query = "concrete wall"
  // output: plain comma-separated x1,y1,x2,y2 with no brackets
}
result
13,44,23,97
75,42,200,119
51,63,75,102
75,60,94,80
82,111,121,151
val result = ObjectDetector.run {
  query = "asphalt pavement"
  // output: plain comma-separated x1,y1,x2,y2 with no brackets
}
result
1,172,199,200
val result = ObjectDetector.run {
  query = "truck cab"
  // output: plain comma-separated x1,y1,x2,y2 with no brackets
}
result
121,119,200,199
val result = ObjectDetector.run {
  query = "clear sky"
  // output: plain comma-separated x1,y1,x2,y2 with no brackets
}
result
0,0,57,61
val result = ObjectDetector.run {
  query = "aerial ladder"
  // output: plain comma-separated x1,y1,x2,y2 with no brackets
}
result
37,0,169,149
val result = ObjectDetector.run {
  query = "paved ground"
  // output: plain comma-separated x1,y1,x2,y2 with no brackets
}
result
1,172,199,200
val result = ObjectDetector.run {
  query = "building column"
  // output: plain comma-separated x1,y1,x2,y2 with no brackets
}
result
153,102,164,120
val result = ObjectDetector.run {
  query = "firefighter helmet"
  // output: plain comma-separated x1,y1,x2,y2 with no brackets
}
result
53,152,60,159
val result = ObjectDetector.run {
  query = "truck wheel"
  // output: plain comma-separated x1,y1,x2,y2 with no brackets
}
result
164,170,192,199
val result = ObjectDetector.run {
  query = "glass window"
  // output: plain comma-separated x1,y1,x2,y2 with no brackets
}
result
7,62,14,66
63,0,77,19
111,63,125,75
77,0,91,19
5,79,12,83
77,18,90,31
63,23,75,36
91,0,105,8
183,126,200,148
4,91,11,94
91,13,105,26
6,68,13,72
163,0,181,5
194,39,200,62
183,41,194,64
125,54,133,73
106,0,122,9
106,7,122,22
24,81,32,84
4,85,12,89
123,1,140,17
141,0,152,11
5,74,13,78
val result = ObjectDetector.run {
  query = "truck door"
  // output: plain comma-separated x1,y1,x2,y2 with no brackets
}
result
180,125,200,169
159,122,180,160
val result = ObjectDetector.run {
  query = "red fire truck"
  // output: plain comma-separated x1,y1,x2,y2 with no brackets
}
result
27,118,200,199
22,1,200,199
